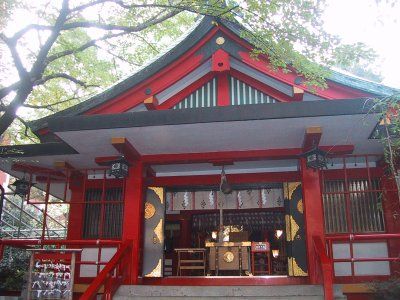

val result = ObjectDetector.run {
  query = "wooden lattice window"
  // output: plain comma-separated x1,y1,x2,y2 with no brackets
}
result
322,179,385,234
82,182,124,239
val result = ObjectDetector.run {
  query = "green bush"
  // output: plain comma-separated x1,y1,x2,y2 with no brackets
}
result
0,247,29,291
372,277,400,300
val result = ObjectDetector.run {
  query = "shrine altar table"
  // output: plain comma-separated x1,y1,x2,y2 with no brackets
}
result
205,241,251,275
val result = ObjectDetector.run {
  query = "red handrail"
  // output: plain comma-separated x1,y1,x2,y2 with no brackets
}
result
326,233,400,241
313,235,334,300
80,240,131,300
325,233,400,277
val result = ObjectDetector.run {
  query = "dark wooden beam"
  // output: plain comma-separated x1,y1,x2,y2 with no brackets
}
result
111,137,141,163
302,127,322,151
211,160,234,166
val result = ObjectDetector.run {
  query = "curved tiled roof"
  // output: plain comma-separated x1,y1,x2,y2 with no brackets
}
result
28,16,399,133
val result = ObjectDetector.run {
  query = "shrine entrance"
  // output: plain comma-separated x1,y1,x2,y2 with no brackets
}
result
158,182,308,278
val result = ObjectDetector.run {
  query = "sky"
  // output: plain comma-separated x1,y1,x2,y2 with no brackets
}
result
323,0,400,87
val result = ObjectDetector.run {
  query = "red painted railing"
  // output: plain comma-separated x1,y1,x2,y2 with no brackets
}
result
81,240,131,300
313,236,334,300
0,239,127,298
325,233,400,277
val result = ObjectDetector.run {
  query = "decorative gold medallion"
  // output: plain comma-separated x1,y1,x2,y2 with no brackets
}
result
152,219,163,244
144,259,162,277
216,36,225,45
144,202,156,219
223,251,234,263
297,199,304,214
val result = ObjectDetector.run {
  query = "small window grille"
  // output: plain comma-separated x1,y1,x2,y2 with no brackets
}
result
82,187,124,239
323,179,385,234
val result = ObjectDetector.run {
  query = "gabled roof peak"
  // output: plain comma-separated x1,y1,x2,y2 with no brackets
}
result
28,16,399,134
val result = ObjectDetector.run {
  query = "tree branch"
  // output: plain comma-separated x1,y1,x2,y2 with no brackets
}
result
36,73,100,88
46,30,127,63
0,82,21,100
0,33,29,79
46,9,178,65
95,43,141,66
29,0,70,81
9,24,54,41
62,9,178,32
23,96,79,111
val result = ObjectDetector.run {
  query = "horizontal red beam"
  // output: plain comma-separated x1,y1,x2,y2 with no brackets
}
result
142,145,354,165
150,171,301,186
334,257,400,263
35,253,72,260
322,168,383,180
325,233,400,241
112,137,141,162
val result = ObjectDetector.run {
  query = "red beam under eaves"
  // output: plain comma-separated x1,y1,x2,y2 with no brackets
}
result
303,127,322,151
111,137,141,163
141,145,354,165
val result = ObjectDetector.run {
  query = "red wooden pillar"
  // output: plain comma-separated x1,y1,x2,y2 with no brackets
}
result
300,158,325,284
122,161,144,284
67,177,85,240
381,174,400,275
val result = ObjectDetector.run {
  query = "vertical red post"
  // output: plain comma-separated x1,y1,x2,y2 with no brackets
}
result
122,161,144,284
67,174,85,240
381,173,400,275
300,158,326,284
217,73,230,106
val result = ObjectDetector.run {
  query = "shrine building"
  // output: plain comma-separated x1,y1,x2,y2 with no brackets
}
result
0,17,399,300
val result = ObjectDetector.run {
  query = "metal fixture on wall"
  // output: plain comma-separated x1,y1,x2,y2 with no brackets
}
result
108,158,129,178
303,147,327,170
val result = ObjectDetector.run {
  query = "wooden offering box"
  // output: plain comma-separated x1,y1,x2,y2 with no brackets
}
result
206,242,250,274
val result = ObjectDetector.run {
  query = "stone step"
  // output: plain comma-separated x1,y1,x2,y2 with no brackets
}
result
114,284,347,300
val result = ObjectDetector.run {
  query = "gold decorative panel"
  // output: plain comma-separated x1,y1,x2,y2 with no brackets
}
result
148,187,164,204
288,257,308,276
153,219,163,244
285,215,299,242
284,182,301,200
297,199,304,214
144,259,162,277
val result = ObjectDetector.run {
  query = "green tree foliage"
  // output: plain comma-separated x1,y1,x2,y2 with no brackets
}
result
0,0,381,142
0,247,29,291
